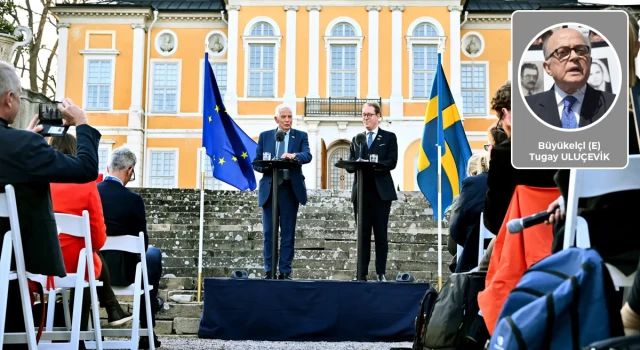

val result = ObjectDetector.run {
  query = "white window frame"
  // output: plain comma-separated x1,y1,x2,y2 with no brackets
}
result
242,16,282,99
98,143,113,175
146,148,179,189
198,58,228,113
148,59,182,115
460,61,490,117
406,17,446,100
81,53,118,111
324,17,363,98
195,147,223,190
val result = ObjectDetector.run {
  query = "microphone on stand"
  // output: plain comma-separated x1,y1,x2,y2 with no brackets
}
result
275,130,285,159
355,133,367,161
506,210,553,233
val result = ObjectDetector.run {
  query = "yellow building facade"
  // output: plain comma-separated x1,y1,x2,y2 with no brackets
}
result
51,0,511,191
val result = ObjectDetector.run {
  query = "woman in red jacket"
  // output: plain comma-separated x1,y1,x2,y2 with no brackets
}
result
49,134,132,327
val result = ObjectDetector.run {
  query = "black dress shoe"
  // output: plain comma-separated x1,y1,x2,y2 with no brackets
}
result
278,273,292,280
353,275,367,281
138,335,161,349
377,274,387,282
264,270,274,279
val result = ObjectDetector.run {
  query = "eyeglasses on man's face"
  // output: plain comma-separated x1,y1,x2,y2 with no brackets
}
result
129,168,136,181
545,44,590,61
362,113,377,119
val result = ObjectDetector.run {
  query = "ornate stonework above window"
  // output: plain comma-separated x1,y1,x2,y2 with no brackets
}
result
155,30,178,57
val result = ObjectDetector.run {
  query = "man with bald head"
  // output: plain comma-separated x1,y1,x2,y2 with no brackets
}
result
526,27,616,129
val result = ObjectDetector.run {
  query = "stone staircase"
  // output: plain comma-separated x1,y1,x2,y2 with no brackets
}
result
108,188,453,335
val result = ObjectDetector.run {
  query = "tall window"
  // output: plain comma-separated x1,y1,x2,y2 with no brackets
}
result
98,146,110,174
202,157,222,190
411,23,439,98
152,62,179,113
461,63,487,116
86,60,112,110
211,63,227,95
247,22,276,97
330,23,357,97
149,150,176,188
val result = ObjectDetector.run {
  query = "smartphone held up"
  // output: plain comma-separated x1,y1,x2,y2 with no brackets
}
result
38,102,69,137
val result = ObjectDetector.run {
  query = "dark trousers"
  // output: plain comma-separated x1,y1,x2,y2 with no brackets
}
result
138,247,162,328
78,251,119,330
353,189,391,277
262,181,299,274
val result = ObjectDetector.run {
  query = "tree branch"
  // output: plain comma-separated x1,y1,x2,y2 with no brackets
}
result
42,40,58,96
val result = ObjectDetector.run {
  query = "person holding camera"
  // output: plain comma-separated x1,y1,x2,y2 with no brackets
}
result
0,61,101,347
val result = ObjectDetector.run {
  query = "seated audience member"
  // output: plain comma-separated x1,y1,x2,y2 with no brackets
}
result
0,61,101,348
621,259,640,335
479,81,558,272
98,147,163,349
448,153,490,272
49,134,132,328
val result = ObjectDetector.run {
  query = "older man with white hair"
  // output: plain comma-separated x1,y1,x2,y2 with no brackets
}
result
0,60,101,347
97,147,163,349
253,104,312,280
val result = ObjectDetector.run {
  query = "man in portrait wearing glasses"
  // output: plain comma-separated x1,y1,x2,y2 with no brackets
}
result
526,27,616,129
347,101,398,282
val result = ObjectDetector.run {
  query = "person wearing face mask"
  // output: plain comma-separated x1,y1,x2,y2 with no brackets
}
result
526,28,616,130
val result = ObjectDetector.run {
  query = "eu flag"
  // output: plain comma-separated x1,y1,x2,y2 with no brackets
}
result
417,53,472,221
202,53,257,191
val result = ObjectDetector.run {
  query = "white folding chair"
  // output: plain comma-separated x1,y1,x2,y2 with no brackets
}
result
0,184,39,349
477,212,494,266
86,232,155,350
28,211,104,349
563,154,640,301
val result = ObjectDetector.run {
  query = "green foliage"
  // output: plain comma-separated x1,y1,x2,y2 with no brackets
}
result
0,0,16,36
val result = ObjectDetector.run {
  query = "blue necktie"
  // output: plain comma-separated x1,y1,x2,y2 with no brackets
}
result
367,132,374,148
561,95,578,129
277,134,285,158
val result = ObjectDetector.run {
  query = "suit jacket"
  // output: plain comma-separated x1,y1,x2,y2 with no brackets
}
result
97,180,148,286
51,182,107,279
483,139,557,235
449,171,488,272
0,119,101,277
253,128,312,207
525,84,616,128
347,128,398,202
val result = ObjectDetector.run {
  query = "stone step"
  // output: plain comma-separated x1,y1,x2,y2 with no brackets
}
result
145,216,439,227
147,210,434,222
138,194,431,206
144,205,432,216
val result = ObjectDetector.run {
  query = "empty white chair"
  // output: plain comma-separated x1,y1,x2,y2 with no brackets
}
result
477,212,494,266
563,155,640,300
86,232,155,350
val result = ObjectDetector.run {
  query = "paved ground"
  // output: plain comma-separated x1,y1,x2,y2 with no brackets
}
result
158,337,413,350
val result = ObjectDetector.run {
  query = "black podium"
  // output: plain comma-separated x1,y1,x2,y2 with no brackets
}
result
252,158,302,279
335,160,388,281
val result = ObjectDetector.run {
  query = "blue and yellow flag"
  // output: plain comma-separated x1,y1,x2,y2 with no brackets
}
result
417,53,472,221
202,53,257,191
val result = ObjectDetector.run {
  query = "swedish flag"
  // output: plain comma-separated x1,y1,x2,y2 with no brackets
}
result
202,53,257,191
417,53,472,221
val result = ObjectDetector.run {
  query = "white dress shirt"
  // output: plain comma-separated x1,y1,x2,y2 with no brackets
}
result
554,84,587,125
365,127,379,147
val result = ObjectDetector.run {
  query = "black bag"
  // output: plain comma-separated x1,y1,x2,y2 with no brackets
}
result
420,272,489,350
412,287,439,350
585,334,640,350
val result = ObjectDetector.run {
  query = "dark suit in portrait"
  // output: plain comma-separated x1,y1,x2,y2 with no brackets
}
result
254,128,312,278
525,84,616,129
348,128,398,280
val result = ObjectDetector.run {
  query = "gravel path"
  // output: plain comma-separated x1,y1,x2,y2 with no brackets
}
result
157,337,413,350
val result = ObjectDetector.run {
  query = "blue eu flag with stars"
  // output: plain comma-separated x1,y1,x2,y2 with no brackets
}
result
202,53,257,191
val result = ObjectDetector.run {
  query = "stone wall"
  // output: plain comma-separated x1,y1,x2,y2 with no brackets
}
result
13,89,52,130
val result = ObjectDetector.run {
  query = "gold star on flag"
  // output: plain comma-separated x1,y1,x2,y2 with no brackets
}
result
215,105,220,113
241,152,248,159
218,157,225,165
208,115,212,122
232,156,238,162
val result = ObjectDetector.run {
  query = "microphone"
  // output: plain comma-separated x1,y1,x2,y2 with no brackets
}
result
355,133,367,161
275,130,285,159
506,210,552,233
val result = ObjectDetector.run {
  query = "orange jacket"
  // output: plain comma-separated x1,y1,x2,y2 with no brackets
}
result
477,185,560,334
50,182,107,279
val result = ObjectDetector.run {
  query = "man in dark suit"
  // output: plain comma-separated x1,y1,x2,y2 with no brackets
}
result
525,28,615,129
348,102,398,282
98,147,162,349
254,104,312,280
0,61,100,348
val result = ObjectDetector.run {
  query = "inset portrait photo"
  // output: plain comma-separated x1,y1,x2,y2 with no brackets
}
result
519,23,622,131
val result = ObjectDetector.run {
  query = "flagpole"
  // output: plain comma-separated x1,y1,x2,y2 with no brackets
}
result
436,39,445,292
197,147,205,302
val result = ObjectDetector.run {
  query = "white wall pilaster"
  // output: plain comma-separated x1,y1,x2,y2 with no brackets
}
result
55,23,71,102
283,5,298,115
307,5,322,99
390,6,404,117
366,5,381,99
448,5,464,112
225,5,241,116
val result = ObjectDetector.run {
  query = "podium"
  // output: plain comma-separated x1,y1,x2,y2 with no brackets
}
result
252,158,302,279
335,160,388,281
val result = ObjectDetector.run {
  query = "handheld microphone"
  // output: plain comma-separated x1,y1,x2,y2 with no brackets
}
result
275,130,285,159
507,210,552,233
355,133,367,161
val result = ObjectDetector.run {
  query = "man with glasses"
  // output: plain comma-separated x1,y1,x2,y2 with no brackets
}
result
525,27,616,129
347,102,398,281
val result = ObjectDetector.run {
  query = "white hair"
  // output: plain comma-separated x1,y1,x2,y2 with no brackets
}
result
109,147,137,172
274,103,293,117
0,62,22,98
